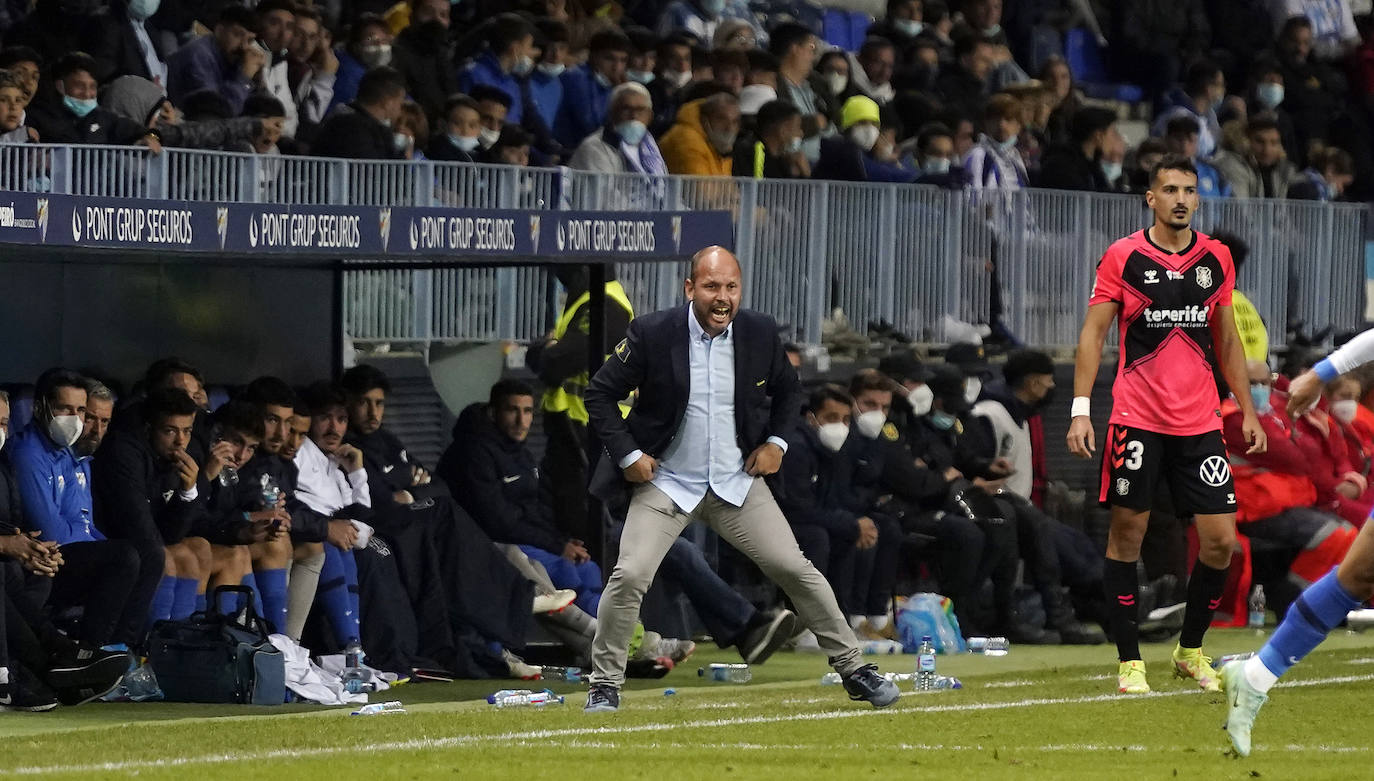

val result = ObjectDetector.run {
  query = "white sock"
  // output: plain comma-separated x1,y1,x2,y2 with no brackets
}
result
867,615,889,631
848,615,865,630
1244,655,1279,693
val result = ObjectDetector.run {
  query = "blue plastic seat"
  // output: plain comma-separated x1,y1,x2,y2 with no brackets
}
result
1064,27,1144,103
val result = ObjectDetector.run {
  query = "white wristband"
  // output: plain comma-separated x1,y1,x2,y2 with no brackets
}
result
1071,397,1091,418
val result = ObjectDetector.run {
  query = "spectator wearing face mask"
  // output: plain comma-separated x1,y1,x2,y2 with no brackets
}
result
1211,117,1296,199
527,19,569,131
867,0,930,65
554,30,630,149
905,122,961,186
469,84,512,153
813,95,916,182
388,0,455,122
659,90,739,176
165,5,267,115
81,0,168,86
1151,60,1226,159
27,52,161,151
657,0,764,50
732,98,809,178
328,14,392,110
311,66,407,159
427,94,482,162
1036,107,1120,192
459,13,533,126
567,81,665,178
1245,60,1298,155
647,33,695,134
848,37,897,105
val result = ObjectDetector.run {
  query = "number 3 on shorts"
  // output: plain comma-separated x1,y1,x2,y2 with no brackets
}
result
1124,440,1144,471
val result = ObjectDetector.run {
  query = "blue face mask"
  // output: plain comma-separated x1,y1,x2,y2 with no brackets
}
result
63,94,97,118
922,157,950,176
1100,160,1123,183
1256,82,1284,109
996,134,1017,153
701,0,726,15
1250,385,1271,415
929,410,956,430
615,120,647,146
128,0,160,20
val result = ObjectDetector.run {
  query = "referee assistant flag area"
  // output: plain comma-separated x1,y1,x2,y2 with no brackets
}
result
3,629,1372,779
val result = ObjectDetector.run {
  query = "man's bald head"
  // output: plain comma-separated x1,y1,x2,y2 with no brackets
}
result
689,245,741,282
685,245,743,337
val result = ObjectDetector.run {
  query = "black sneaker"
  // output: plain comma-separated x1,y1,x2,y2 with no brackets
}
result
740,609,798,665
47,644,131,698
841,664,900,708
1,666,59,712
583,684,620,713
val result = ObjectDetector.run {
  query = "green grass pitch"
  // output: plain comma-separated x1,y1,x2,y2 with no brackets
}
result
4,628,1374,779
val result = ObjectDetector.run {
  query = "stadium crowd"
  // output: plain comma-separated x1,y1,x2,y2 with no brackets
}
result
0,0,1369,201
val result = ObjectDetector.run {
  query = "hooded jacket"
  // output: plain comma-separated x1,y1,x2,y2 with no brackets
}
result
658,99,732,177
438,402,568,555
772,416,861,544
102,75,259,150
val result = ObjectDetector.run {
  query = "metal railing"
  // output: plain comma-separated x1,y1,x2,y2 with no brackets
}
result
1,142,1366,348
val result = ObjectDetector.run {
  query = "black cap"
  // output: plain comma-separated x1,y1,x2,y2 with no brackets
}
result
926,363,970,414
944,342,990,376
877,351,931,385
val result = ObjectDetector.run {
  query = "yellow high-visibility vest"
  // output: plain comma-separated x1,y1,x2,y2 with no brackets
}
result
1232,289,1269,363
541,281,634,424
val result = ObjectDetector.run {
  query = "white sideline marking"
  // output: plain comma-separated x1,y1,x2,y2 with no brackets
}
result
1345,657,1374,665
982,680,1035,688
4,673,1370,776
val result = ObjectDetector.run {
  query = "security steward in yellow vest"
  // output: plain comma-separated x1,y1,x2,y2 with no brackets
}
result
529,267,634,565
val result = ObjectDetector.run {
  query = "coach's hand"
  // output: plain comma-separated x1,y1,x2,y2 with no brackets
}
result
1286,370,1324,418
1066,416,1095,459
623,454,658,483
745,442,784,476
1241,412,1268,455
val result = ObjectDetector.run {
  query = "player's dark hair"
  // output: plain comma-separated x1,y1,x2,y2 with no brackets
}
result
1163,115,1200,139
768,22,814,59
756,100,801,135
1280,15,1313,40
356,67,407,105
1246,116,1280,136
214,399,266,440
489,379,535,408
1183,60,1222,98
300,381,347,416
340,364,391,397
808,384,854,413
145,357,204,392
242,376,297,409
145,385,200,428
849,369,897,398
1150,154,1198,185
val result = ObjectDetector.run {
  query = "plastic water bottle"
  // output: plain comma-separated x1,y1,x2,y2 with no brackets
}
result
540,666,585,682
259,475,281,509
1248,585,1266,630
984,636,1010,656
820,671,843,685
122,662,164,702
341,642,375,694
930,675,962,690
916,636,937,691
486,689,565,707
217,464,239,488
698,663,751,683
351,701,406,716
861,639,903,655
884,672,915,684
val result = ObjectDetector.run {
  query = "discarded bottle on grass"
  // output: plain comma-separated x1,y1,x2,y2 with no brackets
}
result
698,663,751,683
1347,608,1374,631
123,662,164,702
983,636,1010,657
861,639,903,655
487,689,565,707
540,665,585,682
342,642,375,694
821,670,914,686
351,701,406,716
1248,585,1267,630
916,636,937,691
820,671,843,685
927,675,962,691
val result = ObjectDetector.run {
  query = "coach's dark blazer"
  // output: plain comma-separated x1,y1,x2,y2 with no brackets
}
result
585,304,802,504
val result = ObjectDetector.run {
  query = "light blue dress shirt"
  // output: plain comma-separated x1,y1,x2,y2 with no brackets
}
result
620,308,787,513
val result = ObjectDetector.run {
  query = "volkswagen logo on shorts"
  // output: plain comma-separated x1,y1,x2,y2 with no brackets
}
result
1199,456,1230,487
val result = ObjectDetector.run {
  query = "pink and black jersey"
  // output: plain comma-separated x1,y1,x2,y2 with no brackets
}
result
1089,229,1235,436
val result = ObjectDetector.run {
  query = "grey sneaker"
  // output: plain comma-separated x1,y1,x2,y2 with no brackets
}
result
584,684,620,713
841,664,901,708
740,609,798,665
1220,659,1268,757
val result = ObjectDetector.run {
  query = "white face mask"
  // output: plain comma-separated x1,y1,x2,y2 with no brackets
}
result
817,422,850,452
47,414,83,448
1332,399,1360,424
0,427,7,452
964,376,982,404
823,71,847,96
665,69,692,89
849,123,880,151
479,126,500,148
537,62,565,78
907,384,933,416
855,410,886,439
